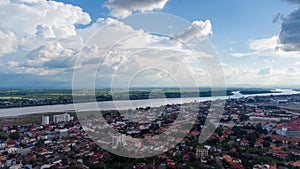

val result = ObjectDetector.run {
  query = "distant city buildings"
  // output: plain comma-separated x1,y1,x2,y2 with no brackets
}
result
41,113,73,124
53,113,71,123
59,129,69,139
112,134,127,149
41,116,49,125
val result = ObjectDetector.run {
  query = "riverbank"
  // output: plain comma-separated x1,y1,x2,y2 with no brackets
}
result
0,89,298,118
0,89,278,109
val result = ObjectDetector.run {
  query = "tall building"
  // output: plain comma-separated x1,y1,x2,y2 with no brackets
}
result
112,136,119,149
59,129,69,139
120,134,127,146
41,116,49,125
196,146,208,159
53,113,71,123
112,134,127,149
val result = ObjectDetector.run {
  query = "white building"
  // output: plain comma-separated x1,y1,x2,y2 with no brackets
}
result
120,134,127,146
0,141,7,149
41,116,50,125
53,113,71,123
112,134,127,149
59,129,69,139
112,136,119,149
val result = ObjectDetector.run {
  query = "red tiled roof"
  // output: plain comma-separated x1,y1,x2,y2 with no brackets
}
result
276,119,300,130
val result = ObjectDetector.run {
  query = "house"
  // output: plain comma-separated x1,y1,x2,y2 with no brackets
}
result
240,139,249,147
0,141,7,149
275,119,300,138
135,163,146,169
167,159,176,167
253,164,270,169
24,164,32,169
291,161,300,168
9,164,22,169
272,151,288,159
232,158,242,164
254,140,263,148
223,155,232,163
292,150,300,156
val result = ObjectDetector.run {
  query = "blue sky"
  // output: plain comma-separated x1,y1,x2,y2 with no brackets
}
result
1,0,300,88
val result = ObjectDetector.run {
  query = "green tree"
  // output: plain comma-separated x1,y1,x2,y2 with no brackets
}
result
69,166,82,169
89,164,105,169
239,114,249,122
8,132,20,140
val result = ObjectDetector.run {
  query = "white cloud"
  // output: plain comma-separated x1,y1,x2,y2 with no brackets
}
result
0,0,91,38
223,65,300,86
0,31,18,56
257,67,272,75
104,0,169,18
73,18,215,88
173,20,212,42
0,0,215,87
6,42,78,76
0,0,92,78
279,8,300,51
231,36,300,58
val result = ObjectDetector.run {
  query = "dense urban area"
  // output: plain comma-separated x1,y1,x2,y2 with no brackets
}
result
0,93,300,169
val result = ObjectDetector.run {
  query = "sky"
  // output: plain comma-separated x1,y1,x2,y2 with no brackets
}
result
1,0,300,88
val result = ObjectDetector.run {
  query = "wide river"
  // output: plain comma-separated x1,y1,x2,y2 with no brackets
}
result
0,89,299,117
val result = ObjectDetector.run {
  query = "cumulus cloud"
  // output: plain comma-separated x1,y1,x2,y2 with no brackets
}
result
279,8,300,51
272,13,284,23
173,20,212,42
0,0,92,79
0,0,91,38
257,67,272,75
277,0,300,51
282,0,300,4
0,31,18,56
234,0,300,57
287,67,297,74
222,64,300,87
43,58,74,69
231,36,300,57
104,0,169,18
25,42,76,69
73,17,216,88
0,0,214,87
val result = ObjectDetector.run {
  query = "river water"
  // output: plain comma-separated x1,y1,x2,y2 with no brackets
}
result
0,89,298,117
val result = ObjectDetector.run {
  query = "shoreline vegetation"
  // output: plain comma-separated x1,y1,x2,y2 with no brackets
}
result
0,90,299,127
0,88,279,109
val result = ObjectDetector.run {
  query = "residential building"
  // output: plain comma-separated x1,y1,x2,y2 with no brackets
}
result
59,129,69,139
42,116,49,125
112,136,119,149
54,113,71,123
196,146,208,159
276,119,300,138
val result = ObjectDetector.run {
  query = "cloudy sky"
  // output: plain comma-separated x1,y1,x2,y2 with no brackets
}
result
1,0,300,88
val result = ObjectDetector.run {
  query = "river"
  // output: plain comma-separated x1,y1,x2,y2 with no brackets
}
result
0,89,299,117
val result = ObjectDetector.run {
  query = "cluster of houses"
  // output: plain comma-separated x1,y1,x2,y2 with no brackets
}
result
0,94,299,168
